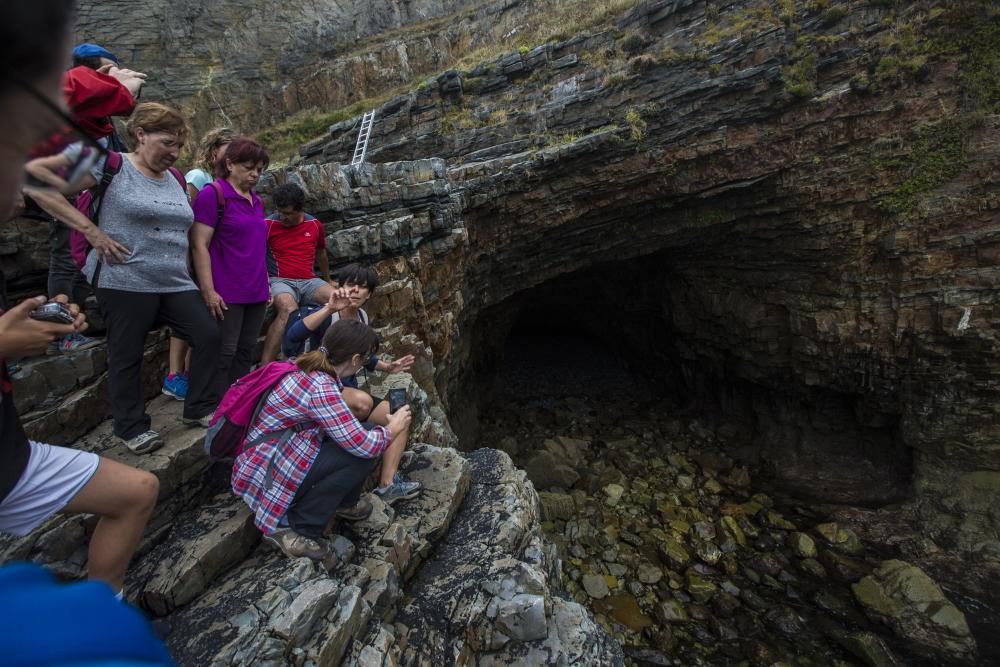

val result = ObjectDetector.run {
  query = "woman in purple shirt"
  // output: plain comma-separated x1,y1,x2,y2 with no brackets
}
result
190,137,270,395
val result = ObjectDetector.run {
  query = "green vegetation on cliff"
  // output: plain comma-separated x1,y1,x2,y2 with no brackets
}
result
873,118,971,216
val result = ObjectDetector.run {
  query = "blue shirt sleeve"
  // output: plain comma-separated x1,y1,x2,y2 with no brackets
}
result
282,307,326,357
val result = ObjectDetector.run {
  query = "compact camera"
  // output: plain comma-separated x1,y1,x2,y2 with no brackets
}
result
29,301,75,324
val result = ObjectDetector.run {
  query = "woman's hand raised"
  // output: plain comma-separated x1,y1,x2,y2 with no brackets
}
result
325,286,351,313
387,354,415,374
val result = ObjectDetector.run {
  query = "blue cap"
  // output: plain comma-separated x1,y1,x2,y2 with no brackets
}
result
72,43,120,65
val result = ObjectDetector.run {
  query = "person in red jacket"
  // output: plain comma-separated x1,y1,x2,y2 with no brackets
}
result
28,44,145,157
26,44,147,353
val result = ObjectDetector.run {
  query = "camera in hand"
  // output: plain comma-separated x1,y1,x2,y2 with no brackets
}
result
387,388,407,414
30,301,75,324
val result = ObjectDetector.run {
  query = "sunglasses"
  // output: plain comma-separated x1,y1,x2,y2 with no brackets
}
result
13,76,109,194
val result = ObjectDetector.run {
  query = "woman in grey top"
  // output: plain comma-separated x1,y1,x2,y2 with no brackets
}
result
26,103,221,453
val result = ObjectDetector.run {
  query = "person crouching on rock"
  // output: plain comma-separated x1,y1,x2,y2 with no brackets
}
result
232,319,422,560
282,263,416,426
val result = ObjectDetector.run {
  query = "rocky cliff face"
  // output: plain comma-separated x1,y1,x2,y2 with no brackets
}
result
269,0,1000,641
73,0,485,142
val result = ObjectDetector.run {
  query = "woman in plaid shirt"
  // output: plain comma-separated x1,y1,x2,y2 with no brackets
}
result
232,318,420,559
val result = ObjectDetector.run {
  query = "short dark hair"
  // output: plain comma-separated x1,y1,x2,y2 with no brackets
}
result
336,264,378,295
72,56,105,70
1,1,75,98
215,137,269,179
273,183,305,211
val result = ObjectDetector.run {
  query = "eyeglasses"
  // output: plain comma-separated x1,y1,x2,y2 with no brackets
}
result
13,75,109,195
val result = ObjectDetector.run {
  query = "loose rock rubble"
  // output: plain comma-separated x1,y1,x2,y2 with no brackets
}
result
478,389,979,666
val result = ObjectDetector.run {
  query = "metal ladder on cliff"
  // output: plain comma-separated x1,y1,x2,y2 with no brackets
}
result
351,110,376,166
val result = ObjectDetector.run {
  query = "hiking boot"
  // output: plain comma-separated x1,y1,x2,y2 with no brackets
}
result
182,413,213,428
264,528,328,560
161,372,188,400
373,478,422,505
119,430,164,455
335,497,373,522
48,332,101,355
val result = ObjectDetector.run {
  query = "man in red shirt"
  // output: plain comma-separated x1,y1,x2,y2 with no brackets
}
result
261,183,334,364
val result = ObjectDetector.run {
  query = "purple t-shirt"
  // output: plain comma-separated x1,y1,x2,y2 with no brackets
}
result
192,179,269,304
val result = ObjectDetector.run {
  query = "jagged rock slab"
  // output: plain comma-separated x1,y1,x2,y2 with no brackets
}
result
163,444,471,666
389,448,624,665
852,559,977,664
129,493,258,616
164,547,308,665
348,443,472,580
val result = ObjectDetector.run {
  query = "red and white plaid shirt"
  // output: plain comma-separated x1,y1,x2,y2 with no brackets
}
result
231,370,391,535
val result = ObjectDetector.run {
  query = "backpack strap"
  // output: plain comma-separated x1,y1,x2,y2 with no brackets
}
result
89,151,124,223
207,180,226,225
167,166,186,192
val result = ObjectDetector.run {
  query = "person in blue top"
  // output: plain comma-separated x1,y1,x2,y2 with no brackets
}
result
282,264,415,424
0,563,174,666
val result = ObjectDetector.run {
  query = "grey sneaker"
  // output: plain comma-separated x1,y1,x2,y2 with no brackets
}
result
50,332,102,354
264,528,328,560
373,478,423,505
182,413,213,428
120,430,164,454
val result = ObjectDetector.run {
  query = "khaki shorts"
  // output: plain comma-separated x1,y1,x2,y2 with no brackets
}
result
0,442,100,537
269,277,328,305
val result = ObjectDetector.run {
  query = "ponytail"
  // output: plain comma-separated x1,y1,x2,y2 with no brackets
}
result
295,319,379,375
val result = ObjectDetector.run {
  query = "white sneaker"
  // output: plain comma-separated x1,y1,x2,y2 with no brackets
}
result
120,430,164,454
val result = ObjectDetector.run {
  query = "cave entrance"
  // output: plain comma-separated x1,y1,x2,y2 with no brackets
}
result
452,251,912,507
445,253,933,664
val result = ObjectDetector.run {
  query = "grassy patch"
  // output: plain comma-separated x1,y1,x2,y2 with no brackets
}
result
873,118,971,215
256,105,366,162
695,4,783,48
782,36,818,98
926,13,1000,113
625,106,648,142
254,81,419,161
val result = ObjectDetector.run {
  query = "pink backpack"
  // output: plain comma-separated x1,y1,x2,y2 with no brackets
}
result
69,151,186,271
203,361,304,461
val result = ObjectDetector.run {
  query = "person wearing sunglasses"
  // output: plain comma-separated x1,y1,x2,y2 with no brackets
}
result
24,103,222,453
0,5,169,654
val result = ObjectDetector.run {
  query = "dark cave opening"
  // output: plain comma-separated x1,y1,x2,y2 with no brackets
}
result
451,251,913,507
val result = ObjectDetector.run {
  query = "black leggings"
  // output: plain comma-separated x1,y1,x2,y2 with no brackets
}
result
97,288,221,439
286,442,376,539
216,302,267,395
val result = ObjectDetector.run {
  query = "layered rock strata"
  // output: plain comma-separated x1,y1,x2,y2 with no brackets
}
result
73,0,487,139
